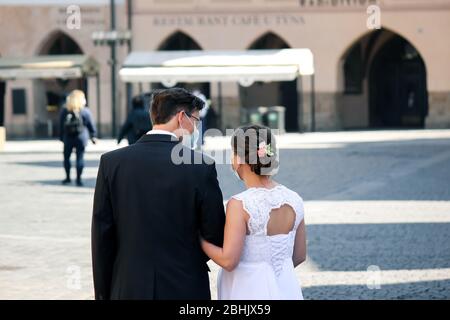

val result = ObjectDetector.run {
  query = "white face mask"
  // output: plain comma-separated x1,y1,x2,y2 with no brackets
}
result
180,112,200,150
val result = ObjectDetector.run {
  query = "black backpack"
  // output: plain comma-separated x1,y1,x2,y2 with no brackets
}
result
64,111,84,136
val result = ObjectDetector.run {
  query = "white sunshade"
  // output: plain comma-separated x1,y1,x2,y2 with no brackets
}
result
0,55,99,80
119,49,314,86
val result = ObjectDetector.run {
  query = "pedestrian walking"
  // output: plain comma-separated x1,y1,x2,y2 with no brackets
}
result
117,95,152,145
59,90,97,186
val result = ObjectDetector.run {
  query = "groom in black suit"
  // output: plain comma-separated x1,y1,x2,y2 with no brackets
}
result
91,88,225,300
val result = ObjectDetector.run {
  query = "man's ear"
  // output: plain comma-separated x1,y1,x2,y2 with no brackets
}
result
176,111,184,124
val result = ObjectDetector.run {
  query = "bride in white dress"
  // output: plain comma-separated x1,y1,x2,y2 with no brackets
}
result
201,125,307,300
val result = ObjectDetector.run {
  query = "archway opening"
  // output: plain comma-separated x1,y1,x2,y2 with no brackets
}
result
369,35,427,127
340,28,428,129
156,31,210,98
36,31,86,138
240,32,299,132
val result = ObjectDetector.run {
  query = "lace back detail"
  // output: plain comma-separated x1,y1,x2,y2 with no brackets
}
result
270,234,295,276
231,185,304,277
232,185,304,236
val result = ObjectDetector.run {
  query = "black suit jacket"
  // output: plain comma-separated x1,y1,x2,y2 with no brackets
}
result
91,134,225,300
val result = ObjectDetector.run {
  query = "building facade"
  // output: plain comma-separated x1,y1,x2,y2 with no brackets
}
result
1,0,450,138
130,0,450,132
0,0,128,138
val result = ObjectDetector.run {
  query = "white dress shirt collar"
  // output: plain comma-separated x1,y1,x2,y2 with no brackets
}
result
146,129,178,139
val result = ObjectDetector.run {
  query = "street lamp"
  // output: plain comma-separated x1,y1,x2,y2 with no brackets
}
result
91,0,131,137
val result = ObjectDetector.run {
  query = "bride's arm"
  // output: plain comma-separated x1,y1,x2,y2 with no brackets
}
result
292,220,306,267
200,198,247,272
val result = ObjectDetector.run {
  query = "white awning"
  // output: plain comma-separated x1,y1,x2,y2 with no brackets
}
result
119,49,314,86
0,55,99,80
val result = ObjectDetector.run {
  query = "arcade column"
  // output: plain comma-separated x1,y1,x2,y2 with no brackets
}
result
0,81,5,151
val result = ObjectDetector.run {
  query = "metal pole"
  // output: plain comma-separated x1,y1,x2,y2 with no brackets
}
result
310,74,316,132
217,82,223,132
297,76,303,133
126,0,133,113
96,74,102,138
110,0,117,137
127,0,132,49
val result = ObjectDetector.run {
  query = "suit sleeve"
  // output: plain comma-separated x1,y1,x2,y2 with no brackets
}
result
199,162,226,247
91,155,116,300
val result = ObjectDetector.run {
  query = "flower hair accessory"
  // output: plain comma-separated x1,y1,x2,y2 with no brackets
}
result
257,141,274,158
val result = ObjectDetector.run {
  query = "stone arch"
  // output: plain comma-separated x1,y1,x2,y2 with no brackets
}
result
155,30,210,102
35,29,83,56
34,30,86,137
338,27,428,128
157,30,203,51
241,31,299,132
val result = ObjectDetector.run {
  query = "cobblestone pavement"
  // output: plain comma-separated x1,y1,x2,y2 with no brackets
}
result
1,130,450,299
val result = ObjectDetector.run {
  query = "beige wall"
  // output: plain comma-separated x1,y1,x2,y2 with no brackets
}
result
130,0,450,130
4,80,34,137
1,0,449,135
0,3,128,138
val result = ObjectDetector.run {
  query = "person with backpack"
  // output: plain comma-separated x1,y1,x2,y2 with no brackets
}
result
117,95,152,145
59,89,97,186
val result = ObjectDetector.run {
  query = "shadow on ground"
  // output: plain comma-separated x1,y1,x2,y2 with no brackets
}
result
306,223,450,271
216,138,450,201
12,160,100,169
32,178,97,189
302,279,450,300
11,137,450,201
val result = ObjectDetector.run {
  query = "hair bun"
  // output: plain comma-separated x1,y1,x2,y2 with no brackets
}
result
231,124,279,176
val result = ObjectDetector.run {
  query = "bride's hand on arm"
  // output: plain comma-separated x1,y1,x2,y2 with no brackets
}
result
200,199,247,272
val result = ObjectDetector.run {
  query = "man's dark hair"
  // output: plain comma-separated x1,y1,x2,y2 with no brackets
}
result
149,88,205,125
132,95,144,109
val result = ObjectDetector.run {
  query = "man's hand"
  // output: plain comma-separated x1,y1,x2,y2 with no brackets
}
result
91,137,98,145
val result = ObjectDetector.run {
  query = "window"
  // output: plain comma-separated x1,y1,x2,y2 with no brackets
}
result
12,88,27,115
0,82,5,126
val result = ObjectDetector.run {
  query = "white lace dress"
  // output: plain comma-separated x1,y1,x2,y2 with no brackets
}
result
217,185,305,300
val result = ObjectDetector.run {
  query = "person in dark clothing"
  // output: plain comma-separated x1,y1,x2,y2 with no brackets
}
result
203,103,218,132
59,90,97,187
117,95,152,145
91,87,225,300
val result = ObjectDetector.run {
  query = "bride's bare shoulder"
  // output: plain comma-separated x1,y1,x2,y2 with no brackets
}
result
226,197,244,211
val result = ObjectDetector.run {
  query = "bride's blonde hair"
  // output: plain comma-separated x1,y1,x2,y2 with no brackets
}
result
66,90,86,113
